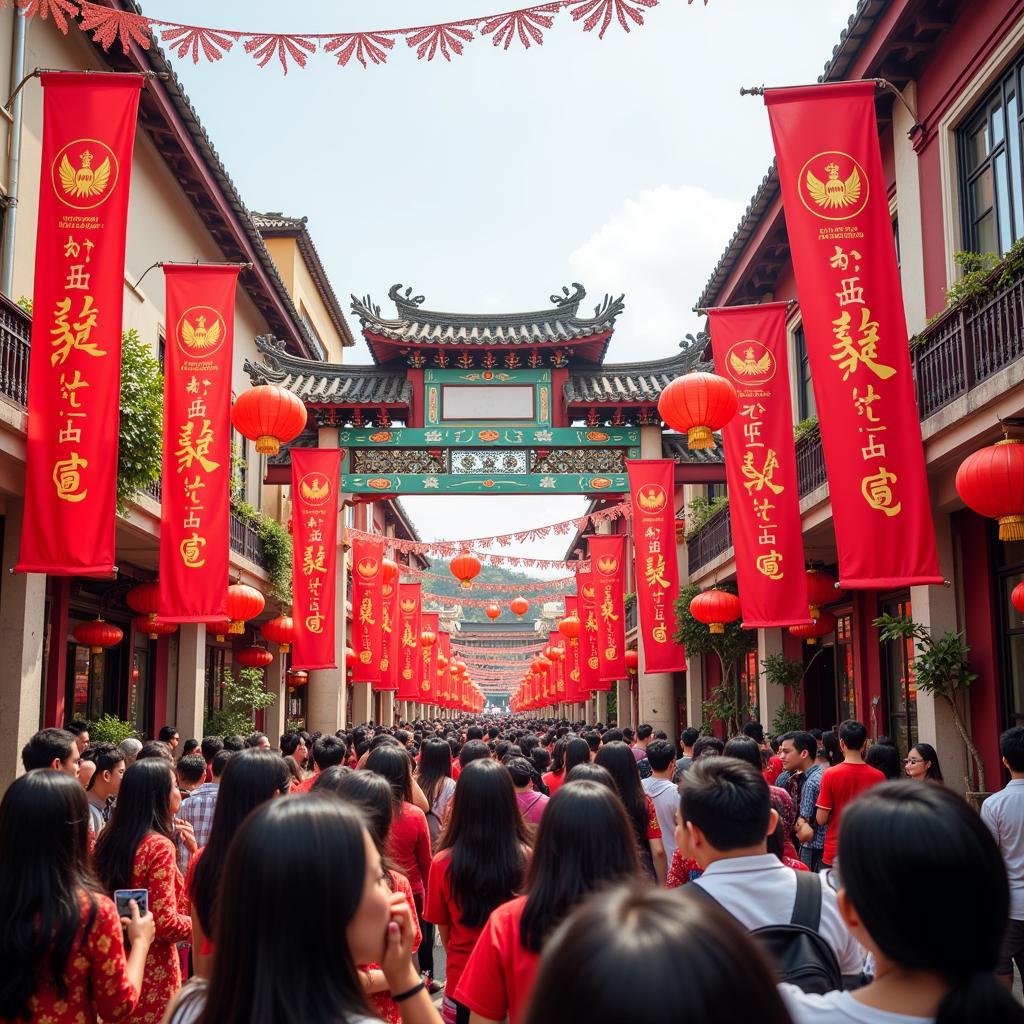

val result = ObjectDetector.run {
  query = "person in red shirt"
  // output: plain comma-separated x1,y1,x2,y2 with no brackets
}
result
455,780,640,1024
815,718,885,867
0,771,156,1024
542,737,589,797
743,722,784,784
425,759,530,1023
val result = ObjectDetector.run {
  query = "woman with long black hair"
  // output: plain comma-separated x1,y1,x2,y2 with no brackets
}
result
455,780,640,1024
0,771,155,1024
415,737,456,846
424,758,530,1024
164,797,440,1024
94,758,193,1023
521,884,793,1024
187,748,289,975
594,740,667,883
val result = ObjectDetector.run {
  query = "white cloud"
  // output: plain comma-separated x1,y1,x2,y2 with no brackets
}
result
569,185,745,362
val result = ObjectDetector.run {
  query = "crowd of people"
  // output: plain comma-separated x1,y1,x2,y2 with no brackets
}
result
2,713,1024,1024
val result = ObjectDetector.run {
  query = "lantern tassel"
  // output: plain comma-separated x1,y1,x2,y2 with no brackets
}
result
999,515,1024,542
687,425,714,450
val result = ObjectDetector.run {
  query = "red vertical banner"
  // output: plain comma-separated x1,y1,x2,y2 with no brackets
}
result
626,460,687,669
158,266,238,620
564,595,583,704
16,73,142,575
420,611,438,706
588,535,627,683
764,83,942,588
438,632,453,707
351,537,384,681
706,305,811,626
576,570,602,694
291,449,340,670
376,577,400,692
397,583,422,701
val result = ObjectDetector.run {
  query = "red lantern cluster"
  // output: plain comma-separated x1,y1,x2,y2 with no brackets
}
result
956,438,1024,542
231,384,308,456
689,589,742,634
657,372,738,450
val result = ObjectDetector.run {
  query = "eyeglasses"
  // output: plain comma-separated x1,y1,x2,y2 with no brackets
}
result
904,757,924,765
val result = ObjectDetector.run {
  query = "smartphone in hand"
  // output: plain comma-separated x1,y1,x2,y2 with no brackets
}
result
113,888,149,918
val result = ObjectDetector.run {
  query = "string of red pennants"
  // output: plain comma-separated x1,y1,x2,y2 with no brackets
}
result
9,0,705,75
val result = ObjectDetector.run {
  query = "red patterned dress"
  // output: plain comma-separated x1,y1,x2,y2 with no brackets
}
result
363,870,422,1024
128,832,192,1023
18,890,139,1023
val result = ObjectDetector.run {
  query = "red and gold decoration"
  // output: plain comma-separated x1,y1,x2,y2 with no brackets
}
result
485,602,501,620
126,581,161,624
235,645,274,669
707,304,810,627
576,567,603,693
624,648,639,674
764,82,942,588
449,551,482,589
159,265,239,620
588,534,627,682
626,459,686,670
261,614,294,653
561,598,584,705
16,72,142,576
805,569,838,620
396,583,422,701
231,383,307,456
205,617,230,643
291,448,341,670
74,618,123,654
1012,581,1024,616
789,609,838,646
133,616,177,641
419,611,439,705
657,371,737,450
376,575,401,692
955,438,1024,542
510,596,530,618
689,588,741,635
27,1,678,75
226,583,264,635
350,536,384,682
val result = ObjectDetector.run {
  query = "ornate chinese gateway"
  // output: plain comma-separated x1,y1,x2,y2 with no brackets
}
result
246,283,724,495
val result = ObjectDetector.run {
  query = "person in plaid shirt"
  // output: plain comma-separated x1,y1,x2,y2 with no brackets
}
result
178,749,231,858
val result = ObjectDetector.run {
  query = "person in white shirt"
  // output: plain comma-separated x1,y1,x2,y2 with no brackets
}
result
780,781,1024,1024
641,739,679,864
981,725,1024,986
676,756,863,977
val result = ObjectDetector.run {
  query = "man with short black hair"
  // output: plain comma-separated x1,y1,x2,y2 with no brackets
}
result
642,739,678,863
177,753,207,794
293,734,347,793
180,748,230,852
244,731,270,750
158,724,180,752
21,728,80,776
983,725,1024,986
200,735,223,782
82,742,125,833
66,718,91,754
633,723,654,760
675,727,700,775
222,734,245,752
815,720,884,868
504,754,548,824
776,731,824,867
466,725,485,741
583,731,602,758
744,721,783,783
459,739,491,770
679,757,861,976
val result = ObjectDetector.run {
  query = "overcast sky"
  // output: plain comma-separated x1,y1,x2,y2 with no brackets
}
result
144,0,856,565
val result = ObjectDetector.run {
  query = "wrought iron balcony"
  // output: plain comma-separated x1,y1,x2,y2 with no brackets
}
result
0,294,30,408
229,513,264,565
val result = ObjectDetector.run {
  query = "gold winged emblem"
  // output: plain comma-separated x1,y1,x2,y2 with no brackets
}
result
59,149,111,199
806,161,862,210
637,487,666,512
181,314,222,353
300,476,329,502
729,346,773,378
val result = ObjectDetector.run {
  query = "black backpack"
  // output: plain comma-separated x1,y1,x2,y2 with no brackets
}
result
685,869,843,994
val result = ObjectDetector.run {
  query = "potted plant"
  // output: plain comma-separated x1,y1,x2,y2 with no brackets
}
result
874,614,986,804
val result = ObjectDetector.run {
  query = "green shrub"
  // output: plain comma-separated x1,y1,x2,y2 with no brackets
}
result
204,667,278,736
90,714,139,745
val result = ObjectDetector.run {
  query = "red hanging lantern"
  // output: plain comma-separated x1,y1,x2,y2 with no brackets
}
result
624,648,639,673
805,569,838,620
261,614,294,653
227,583,265,635
419,630,436,649
230,384,308,456
382,558,399,585
657,372,738,450
956,438,1024,541
531,655,549,675
73,619,124,655
205,617,230,643
689,589,742,635
485,602,501,621
236,645,274,669
1013,582,1024,616
132,616,177,641
510,596,529,618
287,669,309,687
789,610,838,646
557,613,580,640
126,581,160,623
450,552,482,589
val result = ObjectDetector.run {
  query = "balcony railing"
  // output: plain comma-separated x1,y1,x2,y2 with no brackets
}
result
0,294,30,408
230,513,264,564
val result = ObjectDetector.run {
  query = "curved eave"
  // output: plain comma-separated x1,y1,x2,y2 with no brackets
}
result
364,330,612,365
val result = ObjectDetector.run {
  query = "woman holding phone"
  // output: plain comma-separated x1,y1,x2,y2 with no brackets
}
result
95,758,193,1023
0,771,156,1023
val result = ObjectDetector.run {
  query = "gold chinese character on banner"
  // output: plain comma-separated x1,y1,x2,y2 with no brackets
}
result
175,419,220,473
755,549,784,580
359,595,376,626
861,467,902,517
644,553,670,590
306,613,324,634
831,308,896,381
741,449,784,495
50,295,104,367
302,545,326,576
59,369,89,408
52,453,88,502
180,532,207,568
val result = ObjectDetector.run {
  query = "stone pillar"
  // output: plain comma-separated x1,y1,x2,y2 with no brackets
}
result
757,628,786,735
175,624,206,744
0,501,46,789
685,652,705,730
616,678,633,729
349,683,373,725
308,425,349,734
380,690,395,727
911,510,970,793
263,652,287,749
594,690,608,725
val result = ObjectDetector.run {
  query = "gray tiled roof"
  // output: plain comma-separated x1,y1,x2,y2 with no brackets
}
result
564,339,711,404
351,283,623,347
244,335,411,406
661,432,724,465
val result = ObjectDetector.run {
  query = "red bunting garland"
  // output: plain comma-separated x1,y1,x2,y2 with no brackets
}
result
7,0,706,74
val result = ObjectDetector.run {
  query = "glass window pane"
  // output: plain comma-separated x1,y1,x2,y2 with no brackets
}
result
1008,93,1023,240
996,151,1013,252
976,209,999,255
972,167,995,218
966,120,991,172
993,102,1006,145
